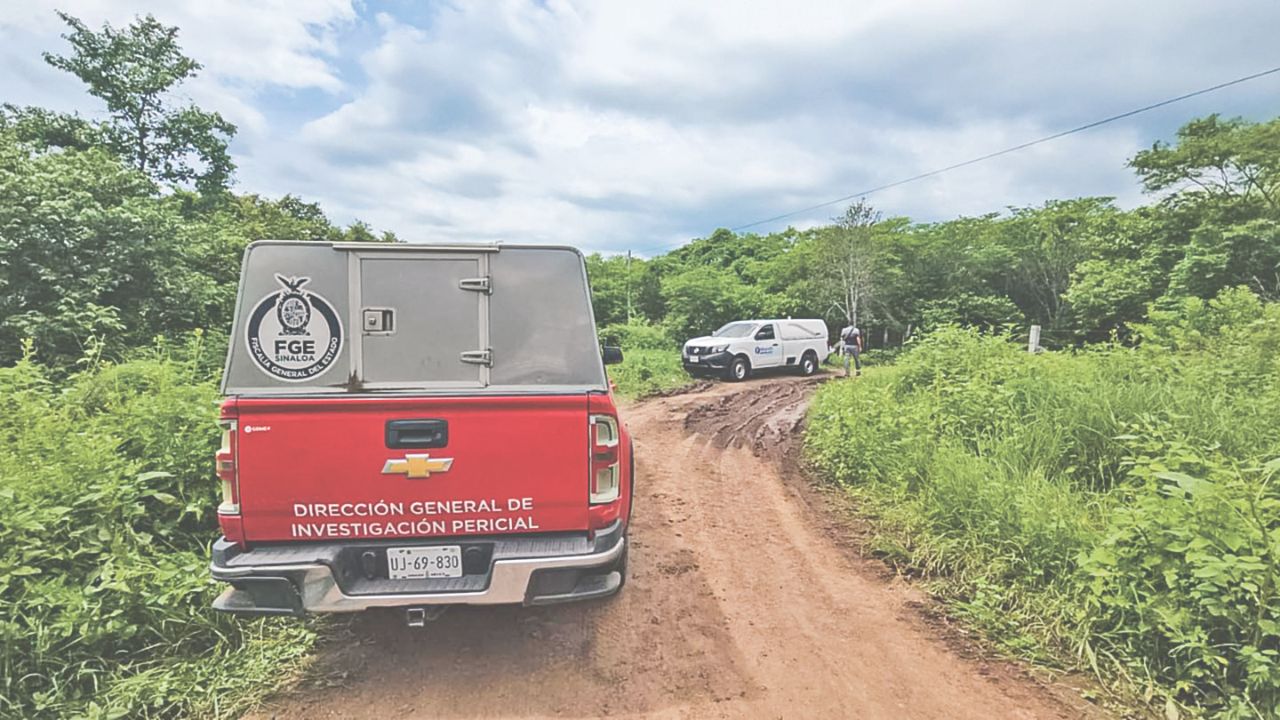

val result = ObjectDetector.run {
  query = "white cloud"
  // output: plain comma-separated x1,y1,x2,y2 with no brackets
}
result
255,0,1280,254
0,1,356,134
3,0,1279,254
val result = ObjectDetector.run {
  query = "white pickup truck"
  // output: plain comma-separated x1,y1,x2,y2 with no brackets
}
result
682,319,830,381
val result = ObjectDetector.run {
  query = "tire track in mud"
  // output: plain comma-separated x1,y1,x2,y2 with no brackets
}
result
682,376,817,462
248,373,1104,720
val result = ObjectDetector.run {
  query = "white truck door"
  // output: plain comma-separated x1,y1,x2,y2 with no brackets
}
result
752,323,783,368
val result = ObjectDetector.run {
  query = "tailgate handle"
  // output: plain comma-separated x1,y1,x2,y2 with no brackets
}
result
386,419,448,449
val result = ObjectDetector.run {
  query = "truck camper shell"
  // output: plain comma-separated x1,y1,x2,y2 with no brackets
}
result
222,241,608,396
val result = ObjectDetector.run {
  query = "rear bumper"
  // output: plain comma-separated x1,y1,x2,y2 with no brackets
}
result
210,521,625,616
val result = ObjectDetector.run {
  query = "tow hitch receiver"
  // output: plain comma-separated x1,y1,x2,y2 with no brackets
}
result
405,606,448,627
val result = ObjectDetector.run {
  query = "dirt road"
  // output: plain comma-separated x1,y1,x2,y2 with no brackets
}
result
251,374,1100,719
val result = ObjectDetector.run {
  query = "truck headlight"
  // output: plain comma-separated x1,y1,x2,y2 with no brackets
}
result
712,344,729,353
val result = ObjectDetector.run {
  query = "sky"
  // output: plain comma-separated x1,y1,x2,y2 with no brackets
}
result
2,0,1279,256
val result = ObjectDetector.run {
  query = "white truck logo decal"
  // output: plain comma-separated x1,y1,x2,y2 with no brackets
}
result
245,274,343,382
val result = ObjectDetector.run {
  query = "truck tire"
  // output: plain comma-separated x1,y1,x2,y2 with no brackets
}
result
727,356,750,382
799,351,818,376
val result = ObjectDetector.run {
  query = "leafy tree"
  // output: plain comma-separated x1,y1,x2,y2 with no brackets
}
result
0,128,384,369
884,215,1018,337
998,199,1112,337
1132,116,1280,302
660,265,767,341
630,259,666,321
585,253,632,327
664,227,787,273
1059,206,1166,340
0,103,102,152
1064,256,1159,339
44,12,236,194
0,129,173,365
1165,217,1280,300
811,200,883,329
1131,115,1280,211
917,292,1022,331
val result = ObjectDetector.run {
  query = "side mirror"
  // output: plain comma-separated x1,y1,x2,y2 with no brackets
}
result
602,346,624,365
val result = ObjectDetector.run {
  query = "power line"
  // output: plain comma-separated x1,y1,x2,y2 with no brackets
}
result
631,64,1280,255
733,64,1280,232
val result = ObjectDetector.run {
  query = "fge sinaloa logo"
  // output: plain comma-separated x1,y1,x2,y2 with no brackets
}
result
245,274,343,381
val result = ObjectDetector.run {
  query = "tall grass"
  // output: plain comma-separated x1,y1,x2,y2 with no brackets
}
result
806,288,1280,717
598,319,696,399
0,338,315,719
607,348,694,398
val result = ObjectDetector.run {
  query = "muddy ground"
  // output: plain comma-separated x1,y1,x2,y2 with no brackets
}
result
249,373,1104,719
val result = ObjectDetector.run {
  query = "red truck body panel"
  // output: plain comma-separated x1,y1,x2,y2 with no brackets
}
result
230,394,594,543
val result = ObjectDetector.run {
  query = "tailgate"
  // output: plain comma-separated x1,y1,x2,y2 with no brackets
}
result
233,395,589,542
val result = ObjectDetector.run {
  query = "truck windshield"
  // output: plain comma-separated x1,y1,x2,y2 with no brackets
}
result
713,322,757,338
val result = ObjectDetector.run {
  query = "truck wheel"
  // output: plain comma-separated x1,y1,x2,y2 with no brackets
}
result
799,352,818,376
727,357,750,382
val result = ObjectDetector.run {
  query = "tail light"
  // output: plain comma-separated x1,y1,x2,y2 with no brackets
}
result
590,414,621,504
216,419,238,511
216,401,245,546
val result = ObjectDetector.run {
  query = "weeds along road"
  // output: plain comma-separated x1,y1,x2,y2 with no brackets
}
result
251,373,1102,720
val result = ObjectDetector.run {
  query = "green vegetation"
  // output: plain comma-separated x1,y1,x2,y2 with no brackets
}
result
806,291,1280,717
607,348,692,398
597,320,694,397
0,340,317,718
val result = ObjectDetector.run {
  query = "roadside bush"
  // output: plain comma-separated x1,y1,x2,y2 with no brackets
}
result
0,340,315,719
607,348,692,398
860,345,907,366
598,319,676,350
823,346,902,370
805,289,1280,717
1080,445,1280,717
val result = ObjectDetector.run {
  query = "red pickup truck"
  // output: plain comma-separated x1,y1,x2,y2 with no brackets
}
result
210,242,631,622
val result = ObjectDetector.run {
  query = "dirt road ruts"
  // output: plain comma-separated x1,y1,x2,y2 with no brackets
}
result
249,373,1102,719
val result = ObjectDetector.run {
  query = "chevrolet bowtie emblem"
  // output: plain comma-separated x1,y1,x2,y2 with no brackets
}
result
382,453,454,479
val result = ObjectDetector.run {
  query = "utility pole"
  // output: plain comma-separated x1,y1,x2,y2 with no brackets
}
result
625,250,633,323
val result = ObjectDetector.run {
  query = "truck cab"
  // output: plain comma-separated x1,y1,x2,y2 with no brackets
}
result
211,241,631,617
682,318,829,381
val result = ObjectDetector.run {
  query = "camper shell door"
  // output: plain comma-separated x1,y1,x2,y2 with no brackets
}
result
355,250,488,390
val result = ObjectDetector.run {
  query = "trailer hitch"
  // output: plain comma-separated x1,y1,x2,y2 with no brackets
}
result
405,606,449,627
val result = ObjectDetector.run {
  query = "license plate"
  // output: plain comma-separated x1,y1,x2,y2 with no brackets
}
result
689,355,699,362
387,546,463,579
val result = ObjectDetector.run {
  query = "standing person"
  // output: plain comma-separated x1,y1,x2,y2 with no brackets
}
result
840,324,862,377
